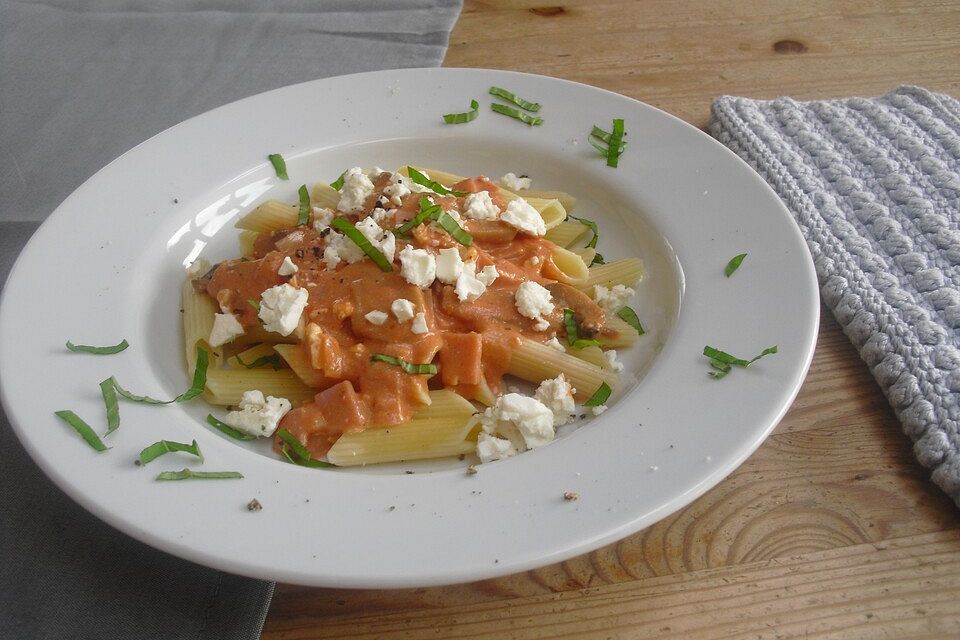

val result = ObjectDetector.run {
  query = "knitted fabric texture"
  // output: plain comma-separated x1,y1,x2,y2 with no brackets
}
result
710,86,960,507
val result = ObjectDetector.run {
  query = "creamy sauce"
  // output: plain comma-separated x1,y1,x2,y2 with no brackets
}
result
200,173,610,457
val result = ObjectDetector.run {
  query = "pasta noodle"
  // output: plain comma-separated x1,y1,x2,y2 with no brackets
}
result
575,258,645,292
508,338,618,401
544,220,589,248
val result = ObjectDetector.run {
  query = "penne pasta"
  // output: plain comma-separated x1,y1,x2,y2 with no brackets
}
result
572,247,597,264
181,269,220,370
508,338,618,401
549,246,590,283
544,220,589,248
326,390,476,466
511,188,576,212
228,343,284,369
238,230,259,257
524,197,567,230
598,313,641,349
272,343,332,388
310,181,340,210
575,258,645,293
204,367,316,406
236,200,299,232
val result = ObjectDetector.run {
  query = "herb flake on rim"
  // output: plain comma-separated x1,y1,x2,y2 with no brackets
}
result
489,86,542,112
443,99,480,124
268,153,288,180
111,346,209,404
724,253,747,277
139,440,203,465
65,339,129,355
54,410,109,452
330,217,393,272
703,345,778,379
491,102,543,126
156,469,243,481
100,377,120,435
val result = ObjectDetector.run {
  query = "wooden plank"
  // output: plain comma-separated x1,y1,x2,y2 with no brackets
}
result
263,531,960,639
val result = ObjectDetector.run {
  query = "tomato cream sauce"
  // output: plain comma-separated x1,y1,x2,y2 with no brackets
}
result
200,173,610,457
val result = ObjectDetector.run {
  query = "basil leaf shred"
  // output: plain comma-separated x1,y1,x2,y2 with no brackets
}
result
491,102,543,126
235,353,284,370
329,171,347,190
489,86,542,112
297,184,311,226
616,306,645,336
371,353,438,375
703,345,778,379
139,439,203,465
111,346,209,404
330,217,393,272
100,377,120,435
268,153,288,180
65,339,129,355
156,469,243,481
562,308,601,349
205,414,256,441
276,428,334,468
443,99,480,124
724,253,747,277
54,410,109,452
585,382,612,407
405,167,468,197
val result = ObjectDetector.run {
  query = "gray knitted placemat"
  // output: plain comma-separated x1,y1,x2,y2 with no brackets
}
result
710,86,960,507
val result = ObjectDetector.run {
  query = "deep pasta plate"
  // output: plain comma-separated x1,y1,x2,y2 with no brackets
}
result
0,68,818,587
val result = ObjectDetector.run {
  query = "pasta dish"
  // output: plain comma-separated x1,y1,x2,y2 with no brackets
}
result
183,166,643,467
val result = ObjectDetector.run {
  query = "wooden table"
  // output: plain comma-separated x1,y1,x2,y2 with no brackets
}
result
263,2,960,637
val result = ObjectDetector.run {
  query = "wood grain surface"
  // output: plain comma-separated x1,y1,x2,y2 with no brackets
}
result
263,1,960,637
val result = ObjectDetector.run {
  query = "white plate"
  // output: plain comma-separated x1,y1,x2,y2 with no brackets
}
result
0,69,818,588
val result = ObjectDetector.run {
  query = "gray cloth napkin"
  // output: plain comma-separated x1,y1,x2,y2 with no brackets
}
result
0,1,461,638
711,86,960,508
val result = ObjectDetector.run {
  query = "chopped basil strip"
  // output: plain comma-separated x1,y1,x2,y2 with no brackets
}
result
330,171,347,190
570,215,599,249
724,253,747,277
489,86,542,112
65,339,129,355
235,353,284,370
100,377,120,435
589,126,626,151
590,253,605,266
491,102,543,126
406,166,467,197
371,353,439,375
703,345,778,379
443,99,480,124
435,211,473,246
396,196,441,234
268,153,288,180
562,308,601,348
330,217,393,272
606,119,626,167
616,306,645,336
584,382,612,407
277,429,334,468
54,410,109,452
112,346,209,404
246,298,260,312
206,414,256,441
139,439,203,465
156,469,243,481
297,184,311,226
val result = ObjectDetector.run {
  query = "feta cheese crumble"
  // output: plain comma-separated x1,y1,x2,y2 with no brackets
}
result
501,198,546,236
593,284,635,312
382,178,411,206
490,393,556,449
391,298,416,322
336,167,375,213
591,405,608,416
355,216,396,263
535,374,576,426
278,256,299,276
365,310,388,326
514,281,554,330
454,260,489,302
604,349,624,372
462,191,500,220
500,172,531,191
323,230,365,269
476,432,518,464
435,247,463,284
410,312,429,334
258,283,309,336
208,313,244,347
398,245,436,288
545,336,565,352
312,207,334,232
224,390,291,437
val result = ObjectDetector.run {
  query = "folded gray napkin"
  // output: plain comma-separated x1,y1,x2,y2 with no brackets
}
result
0,1,462,638
711,86,960,507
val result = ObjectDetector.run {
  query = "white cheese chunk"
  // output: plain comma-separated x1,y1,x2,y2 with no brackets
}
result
593,284,635,312
410,312,429,334
323,230,365,269
365,310,388,326
494,393,556,449
591,405,608,416
398,245,436,288
462,191,500,220
476,432,518,464
336,167,375,212
476,265,498,287
454,261,487,302
382,180,411,206
500,172,532,191
224,390,292,438
208,313,244,347
435,247,464,284
258,283,309,336
278,256,299,276
312,207,334,232
355,216,396,263
514,281,555,328
391,298,416,322
370,207,392,225
501,197,546,236
534,374,576,427
545,336,565,352
604,349,624,372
